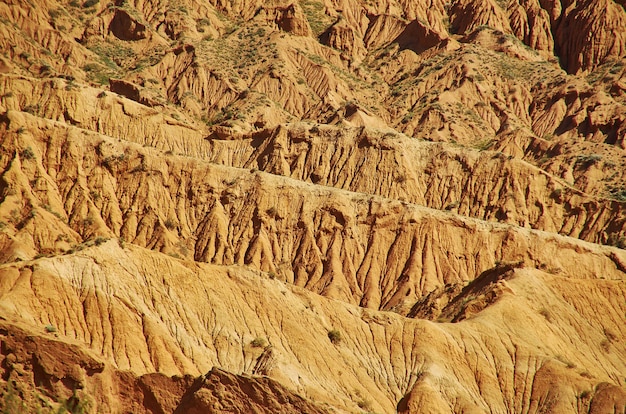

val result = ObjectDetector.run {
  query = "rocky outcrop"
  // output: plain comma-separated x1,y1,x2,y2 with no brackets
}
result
0,243,624,413
393,18,452,54
0,320,329,413
3,82,626,247
554,0,626,73
363,14,408,49
275,4,312,36
176,368,330,414
450,0,510,34
1,0,626,412
508,0,554,54
1,112,626,315
320,17,367,61
109,8,147,41
109,78,159,107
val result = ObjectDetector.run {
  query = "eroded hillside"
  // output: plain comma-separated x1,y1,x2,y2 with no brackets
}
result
0,0,625,412
0,243,625,412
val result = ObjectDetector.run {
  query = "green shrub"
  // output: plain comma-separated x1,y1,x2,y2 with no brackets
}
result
57,391,92,414
94,236,107,246
23,104,39,114
607,186,626,202
607,232,626,248
575,153,602,167
475,139,494,151
21,147,35,160
250,338,267,348
2,382,26,413
327,329,342,344
164,218,177,230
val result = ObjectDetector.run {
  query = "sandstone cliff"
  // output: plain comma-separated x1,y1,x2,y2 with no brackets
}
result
0,243,624,412
0,0,625,412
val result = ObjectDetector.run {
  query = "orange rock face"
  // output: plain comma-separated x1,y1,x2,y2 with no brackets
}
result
0,0,625,412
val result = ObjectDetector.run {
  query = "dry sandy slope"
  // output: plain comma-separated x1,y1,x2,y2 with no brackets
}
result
2,109,626,314
0,241,624,413
0,317,330,413
2,69,626,245
0,0,626,412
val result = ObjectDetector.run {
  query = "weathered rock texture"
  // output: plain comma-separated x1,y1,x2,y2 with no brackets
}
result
0,0,625,412
0,243,624,412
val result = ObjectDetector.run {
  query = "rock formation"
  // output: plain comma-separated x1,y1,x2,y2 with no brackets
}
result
0,0,625,411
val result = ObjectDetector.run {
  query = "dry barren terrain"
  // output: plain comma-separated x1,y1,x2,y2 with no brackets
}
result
0,0,625,412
